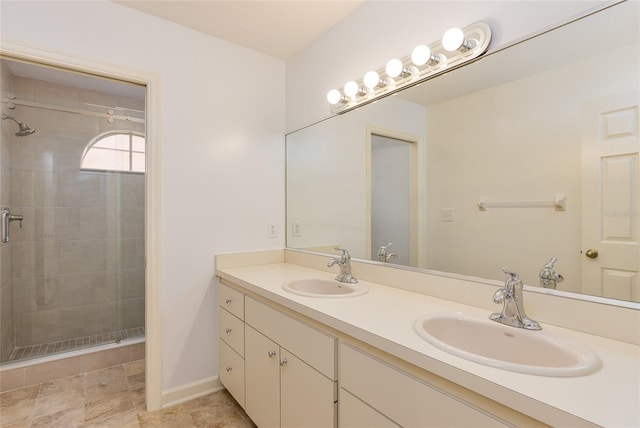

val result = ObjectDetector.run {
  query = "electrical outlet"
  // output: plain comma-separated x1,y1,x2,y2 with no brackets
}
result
292,222,301,237
268,223,278,238
441,208,455,222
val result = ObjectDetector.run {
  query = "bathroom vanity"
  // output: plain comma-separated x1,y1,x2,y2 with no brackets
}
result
216,250,640,427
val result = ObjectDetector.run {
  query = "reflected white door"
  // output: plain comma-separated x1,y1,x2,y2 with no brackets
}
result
371,134,411,265
582,91,640,301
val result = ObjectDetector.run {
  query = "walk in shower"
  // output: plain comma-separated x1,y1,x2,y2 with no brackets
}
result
0,58,146,364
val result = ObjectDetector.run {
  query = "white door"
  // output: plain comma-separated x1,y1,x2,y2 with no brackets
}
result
371,134,412,265
582,91,640,301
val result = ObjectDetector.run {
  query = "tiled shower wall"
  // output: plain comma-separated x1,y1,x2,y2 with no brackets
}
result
1,73,145,354
1,62,16,361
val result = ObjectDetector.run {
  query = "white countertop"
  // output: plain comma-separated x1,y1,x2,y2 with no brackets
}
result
217,261,640,427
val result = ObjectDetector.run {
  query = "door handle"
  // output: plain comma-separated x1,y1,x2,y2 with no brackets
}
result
585,249,598,259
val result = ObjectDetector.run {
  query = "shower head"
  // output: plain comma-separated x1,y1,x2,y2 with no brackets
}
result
2,113,36,137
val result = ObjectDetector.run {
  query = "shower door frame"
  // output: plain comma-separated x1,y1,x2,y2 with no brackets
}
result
0,41,162,411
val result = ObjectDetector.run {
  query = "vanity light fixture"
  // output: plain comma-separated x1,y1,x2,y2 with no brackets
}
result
411,45,442,67
442,27,477,52
327,22,491,114
385,58,417,79
326,88,347,105
343,80,366,98
363,71,389,90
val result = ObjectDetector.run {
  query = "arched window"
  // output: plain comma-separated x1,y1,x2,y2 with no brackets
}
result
81,131,145,173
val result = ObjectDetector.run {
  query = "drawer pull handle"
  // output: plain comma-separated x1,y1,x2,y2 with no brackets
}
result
280,358,288,366
225,298,232,304
225,328,232,334
268,351,277,358
225,366,232,372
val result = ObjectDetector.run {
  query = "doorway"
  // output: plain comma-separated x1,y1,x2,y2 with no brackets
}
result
366,127,422,267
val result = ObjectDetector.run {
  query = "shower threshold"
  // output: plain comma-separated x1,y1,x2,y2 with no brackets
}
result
6,326,145,363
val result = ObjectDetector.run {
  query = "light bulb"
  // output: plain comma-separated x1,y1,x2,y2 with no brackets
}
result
363,71,381,89
385,59,404,78
343,80,360,98
442,27,474,52
326,89,343,105
411,44,436,66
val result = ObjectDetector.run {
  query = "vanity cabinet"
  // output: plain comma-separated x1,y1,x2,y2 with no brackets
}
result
244,296,337,428
218,277,537,428
339,343,509,427
218,283,245,407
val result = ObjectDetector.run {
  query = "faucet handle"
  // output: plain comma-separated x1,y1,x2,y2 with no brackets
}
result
334,247,350,258
543,257,558,269
501,268,519,280
501,268,522,289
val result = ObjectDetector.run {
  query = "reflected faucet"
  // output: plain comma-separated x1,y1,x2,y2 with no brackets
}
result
539,257,564,289
377,243,398,263
490,268,541,330
327,247,358,283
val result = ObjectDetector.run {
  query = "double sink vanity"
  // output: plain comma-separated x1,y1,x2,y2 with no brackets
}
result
216,249,640,427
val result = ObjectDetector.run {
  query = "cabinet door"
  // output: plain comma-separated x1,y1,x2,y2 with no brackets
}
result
245,325,280,428
280,348,337,428
339,388,400,428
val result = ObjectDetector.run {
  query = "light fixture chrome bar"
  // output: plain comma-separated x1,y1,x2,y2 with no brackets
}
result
327,22,491,114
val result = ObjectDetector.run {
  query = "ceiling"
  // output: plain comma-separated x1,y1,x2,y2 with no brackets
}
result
3,1,364,100
113,0,365,60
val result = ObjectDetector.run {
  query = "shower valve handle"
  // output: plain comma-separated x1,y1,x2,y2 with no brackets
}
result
2,208,24,244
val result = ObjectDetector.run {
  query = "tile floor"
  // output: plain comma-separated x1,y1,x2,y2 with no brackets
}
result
0,360,256,428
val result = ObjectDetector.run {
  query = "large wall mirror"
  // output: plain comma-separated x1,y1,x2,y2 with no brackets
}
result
286,1,639,304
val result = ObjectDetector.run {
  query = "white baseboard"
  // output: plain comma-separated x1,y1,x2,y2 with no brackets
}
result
161,375,224,408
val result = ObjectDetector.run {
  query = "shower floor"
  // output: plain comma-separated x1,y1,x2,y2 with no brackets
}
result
6,326,145,363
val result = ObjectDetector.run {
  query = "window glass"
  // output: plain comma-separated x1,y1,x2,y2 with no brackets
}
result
81,131,145,173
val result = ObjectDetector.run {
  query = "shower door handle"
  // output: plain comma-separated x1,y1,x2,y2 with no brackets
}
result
2,208,24,244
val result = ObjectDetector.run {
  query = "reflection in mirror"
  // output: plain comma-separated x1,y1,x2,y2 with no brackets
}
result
286,1,639,303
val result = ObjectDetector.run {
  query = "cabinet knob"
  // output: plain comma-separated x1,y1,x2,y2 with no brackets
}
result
225,298,232,304
225,366,232,372
268,350,277,358
225,328,232,334
279,358,288,366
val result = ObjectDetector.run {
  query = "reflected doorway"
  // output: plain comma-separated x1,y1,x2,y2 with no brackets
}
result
366,128,422,267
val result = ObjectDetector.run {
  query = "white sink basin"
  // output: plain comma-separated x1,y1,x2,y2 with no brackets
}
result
414,312,601,377
282,278,368,298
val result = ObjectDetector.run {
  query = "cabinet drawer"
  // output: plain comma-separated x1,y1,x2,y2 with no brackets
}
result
219,282,244,319
219,339,245,408
246,296,336,380
219,307,244,356
340,343,506,427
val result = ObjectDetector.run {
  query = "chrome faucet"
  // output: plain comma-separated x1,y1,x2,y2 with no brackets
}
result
538,257,564,289
327,248,358,283
490,268,541,330
377,243,398,263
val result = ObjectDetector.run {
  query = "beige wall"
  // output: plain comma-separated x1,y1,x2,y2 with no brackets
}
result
4,73,145,352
